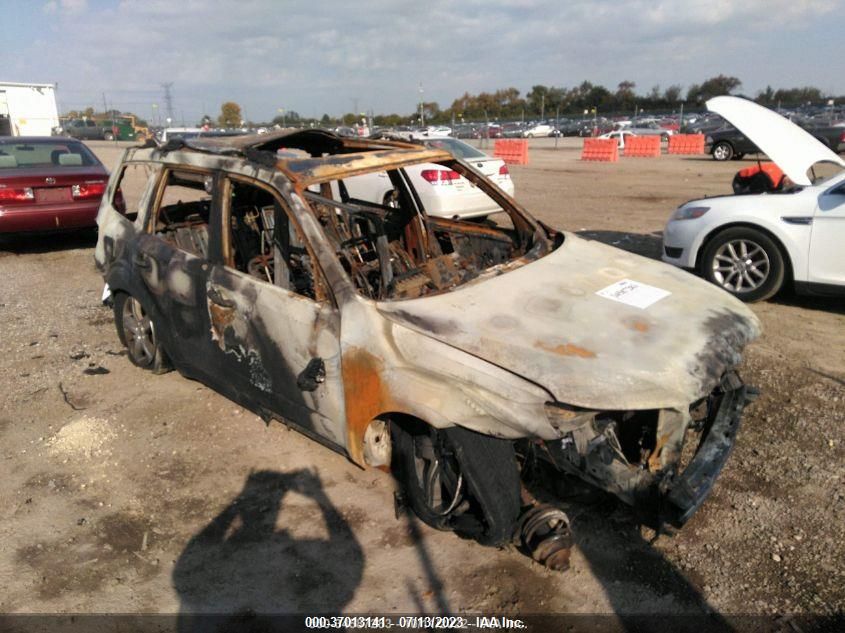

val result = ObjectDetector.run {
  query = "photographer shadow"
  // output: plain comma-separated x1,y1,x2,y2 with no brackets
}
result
173,469,364,632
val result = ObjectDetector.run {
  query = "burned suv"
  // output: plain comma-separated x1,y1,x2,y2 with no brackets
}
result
95,130,759,568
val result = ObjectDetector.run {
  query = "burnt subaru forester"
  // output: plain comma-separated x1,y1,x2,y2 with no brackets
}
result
95,130,759,569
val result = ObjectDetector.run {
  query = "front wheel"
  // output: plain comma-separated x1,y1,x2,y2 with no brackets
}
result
712,141,733,161
113,292,171,372
700,227,785,302
103,131,115,141
391,420,521,546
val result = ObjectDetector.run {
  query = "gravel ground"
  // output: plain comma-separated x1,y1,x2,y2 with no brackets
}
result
0,139,843,625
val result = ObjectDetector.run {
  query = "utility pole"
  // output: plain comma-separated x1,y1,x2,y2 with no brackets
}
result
162,82,174,122
102,92,115,141
418,83,424,128
555,105,560,149
540,94,545,121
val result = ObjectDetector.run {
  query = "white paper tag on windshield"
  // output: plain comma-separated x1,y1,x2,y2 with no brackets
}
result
596,279,670,309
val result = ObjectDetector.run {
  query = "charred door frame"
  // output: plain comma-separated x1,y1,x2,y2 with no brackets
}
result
204,171,348,450
134,164,223,385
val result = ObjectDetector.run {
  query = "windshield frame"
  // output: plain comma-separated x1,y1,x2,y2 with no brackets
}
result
296,154,551,302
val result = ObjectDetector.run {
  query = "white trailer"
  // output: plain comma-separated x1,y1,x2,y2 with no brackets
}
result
0,82,59,137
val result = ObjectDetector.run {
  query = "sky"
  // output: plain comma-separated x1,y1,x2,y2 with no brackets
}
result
2,0,843,124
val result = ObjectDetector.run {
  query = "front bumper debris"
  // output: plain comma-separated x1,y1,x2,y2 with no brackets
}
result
661,375,747,527
539,372,752,530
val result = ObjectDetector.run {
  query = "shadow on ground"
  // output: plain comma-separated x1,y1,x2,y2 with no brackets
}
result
528,469,735,632
577,229,663,260
173,469,364,632
770,291,845,315
0,228,97,255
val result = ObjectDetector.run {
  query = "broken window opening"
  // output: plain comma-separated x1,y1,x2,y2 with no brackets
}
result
224,177,318,300
302,160,550,301
112,162,158,220
151,168,213,258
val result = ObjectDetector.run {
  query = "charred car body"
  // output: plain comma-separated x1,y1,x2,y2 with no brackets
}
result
95,130,760,566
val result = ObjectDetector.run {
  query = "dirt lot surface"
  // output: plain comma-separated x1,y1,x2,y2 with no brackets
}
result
1,139,843,624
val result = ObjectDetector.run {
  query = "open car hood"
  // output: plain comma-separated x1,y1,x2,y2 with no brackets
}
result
707,96,845,186
378,234,761,411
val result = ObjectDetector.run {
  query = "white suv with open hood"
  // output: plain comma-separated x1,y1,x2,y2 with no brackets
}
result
662,96,845,302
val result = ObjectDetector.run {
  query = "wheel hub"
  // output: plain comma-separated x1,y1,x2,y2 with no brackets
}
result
712,239,769,292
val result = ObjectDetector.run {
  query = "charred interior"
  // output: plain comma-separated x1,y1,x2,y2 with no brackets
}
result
300,159,550,300
152,169,212,258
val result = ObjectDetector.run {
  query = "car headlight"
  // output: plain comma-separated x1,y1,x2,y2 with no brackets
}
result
672,206,710,221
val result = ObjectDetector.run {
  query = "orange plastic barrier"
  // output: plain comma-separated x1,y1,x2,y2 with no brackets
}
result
493,139,529,165
623,135,661,157
581,138,618,162
667,134,705,155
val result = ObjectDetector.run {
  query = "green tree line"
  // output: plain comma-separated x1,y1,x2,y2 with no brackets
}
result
62,76,842,130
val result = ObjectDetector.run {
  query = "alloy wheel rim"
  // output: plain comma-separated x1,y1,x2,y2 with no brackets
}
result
712,239,770,293
714,144,730,160
122,297,156,365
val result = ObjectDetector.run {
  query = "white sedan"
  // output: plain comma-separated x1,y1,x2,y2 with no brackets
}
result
343,137,515,220
662,96,845,302
523,124,554,138
598,130,638,149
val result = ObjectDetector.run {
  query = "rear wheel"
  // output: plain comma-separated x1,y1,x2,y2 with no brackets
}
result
712,141,734,161
391,419,521,546
700,227,785,302
113,292,171,372
103,131,115,141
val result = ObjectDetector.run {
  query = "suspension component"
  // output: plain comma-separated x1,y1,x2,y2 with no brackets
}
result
516,504,573,571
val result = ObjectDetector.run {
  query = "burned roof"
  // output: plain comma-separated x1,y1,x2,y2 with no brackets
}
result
171,128,418,157
157,128,454,187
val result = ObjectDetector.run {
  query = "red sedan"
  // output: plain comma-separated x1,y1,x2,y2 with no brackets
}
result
0,136,109,234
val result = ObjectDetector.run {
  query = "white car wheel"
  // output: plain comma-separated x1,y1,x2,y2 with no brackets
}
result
701,227,785,302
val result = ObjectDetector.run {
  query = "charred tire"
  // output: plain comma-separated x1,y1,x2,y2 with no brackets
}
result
391,420,521,546
712,141,734,161
113,292,171,373
700,226,786,302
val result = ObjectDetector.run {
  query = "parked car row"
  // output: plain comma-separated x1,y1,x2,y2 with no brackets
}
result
705,123,845,161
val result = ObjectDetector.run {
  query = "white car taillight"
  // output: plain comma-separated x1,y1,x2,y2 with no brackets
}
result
420,169,461,185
